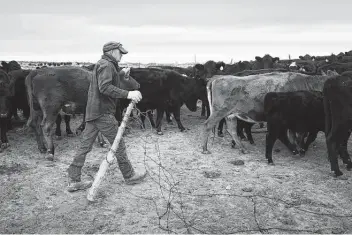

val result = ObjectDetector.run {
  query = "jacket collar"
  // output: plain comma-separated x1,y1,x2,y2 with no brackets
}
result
102,53,119,71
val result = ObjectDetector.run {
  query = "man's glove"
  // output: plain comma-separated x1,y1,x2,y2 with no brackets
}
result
127,90,142,103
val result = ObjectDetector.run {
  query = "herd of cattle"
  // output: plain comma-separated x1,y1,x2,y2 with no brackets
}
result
1,50,352,178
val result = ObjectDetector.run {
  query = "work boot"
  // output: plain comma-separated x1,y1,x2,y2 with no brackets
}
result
67,179,93,192
125,170,148,185
67,164,93,192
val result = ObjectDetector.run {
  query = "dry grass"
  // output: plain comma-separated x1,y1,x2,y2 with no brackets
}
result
0,106,352,234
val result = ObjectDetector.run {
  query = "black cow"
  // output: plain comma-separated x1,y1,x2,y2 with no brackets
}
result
8,70,31,121
0,70,14,151
25,66,139,158
264,91,325,164
323,74,352,177
1,61,21,73
116,68,201,135
192,61,225,117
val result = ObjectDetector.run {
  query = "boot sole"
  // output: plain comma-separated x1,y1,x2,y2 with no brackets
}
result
125,173,147,185
67,181,93,192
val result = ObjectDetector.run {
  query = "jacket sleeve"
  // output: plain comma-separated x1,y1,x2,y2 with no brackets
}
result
97,64,129,99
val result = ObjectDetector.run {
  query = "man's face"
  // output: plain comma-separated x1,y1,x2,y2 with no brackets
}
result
111,49,123,62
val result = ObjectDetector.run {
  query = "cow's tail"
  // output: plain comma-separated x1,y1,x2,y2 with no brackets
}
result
206,80,213,117
24,70,38,131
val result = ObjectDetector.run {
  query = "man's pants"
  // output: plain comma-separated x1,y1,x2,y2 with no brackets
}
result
68,114,134,181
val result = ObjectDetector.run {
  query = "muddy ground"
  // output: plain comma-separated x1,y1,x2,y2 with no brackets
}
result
0,105,352,234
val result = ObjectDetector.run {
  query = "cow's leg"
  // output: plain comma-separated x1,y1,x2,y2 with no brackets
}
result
172,106,186,132
338,130,352,171
64,115,74,137
202,109,229,154
279,129,299,155
201,102,205,117
236,119,247,141
31,110,47,153
41,108,60,160
206,101,210,118
55,114,62,139
326,132,343,177
76,112,86,135
97,132,107,147
0,117,9,150
301,131,318,155
265,121,279,164
166,109,173,125
6,115,12,131
147,110,156,128
245,123,255,145
217,118,226,137
226,114,248,154
140,110,146,129
10,98,19,121
155,108,165,135
23,104,30,120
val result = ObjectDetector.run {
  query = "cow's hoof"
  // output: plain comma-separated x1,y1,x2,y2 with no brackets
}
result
202,150,211,154
292,150,299,155
39,147,47,153
268,162,275,166
46,154,54,161
346,163,352,171
299,150,306,157
335,174,348,180
56,135,62,140
218,133,224,137
249,141,255,145
240,149,249,154
99,142,108,148
67,133,75,137
76,129,83,135
180,129,186,132
157,131,163,135
1,143,9,149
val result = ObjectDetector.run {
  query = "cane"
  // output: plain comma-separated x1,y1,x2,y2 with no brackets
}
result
87,101,135,202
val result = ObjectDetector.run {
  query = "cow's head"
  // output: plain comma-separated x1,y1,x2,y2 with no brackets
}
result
262,54,274,69
203,60,224,78
178,74,201,112
192,63,205,80
216,61,225,71
120,68,140,91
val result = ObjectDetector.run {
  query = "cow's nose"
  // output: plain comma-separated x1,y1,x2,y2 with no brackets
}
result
0,113,8,118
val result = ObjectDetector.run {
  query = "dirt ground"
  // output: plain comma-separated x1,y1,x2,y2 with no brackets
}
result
1,105,352,234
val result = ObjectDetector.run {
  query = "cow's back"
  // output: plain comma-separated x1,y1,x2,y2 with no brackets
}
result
32,66,91,105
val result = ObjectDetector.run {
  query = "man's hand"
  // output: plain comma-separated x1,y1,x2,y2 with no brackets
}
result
121,67,131,78
127,90,142,103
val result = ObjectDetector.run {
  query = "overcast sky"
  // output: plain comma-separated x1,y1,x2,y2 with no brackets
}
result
1,0,352,63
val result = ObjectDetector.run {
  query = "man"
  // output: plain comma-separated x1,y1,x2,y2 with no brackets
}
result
67,41,147,192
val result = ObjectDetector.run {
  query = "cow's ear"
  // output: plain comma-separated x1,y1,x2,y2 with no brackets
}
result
299,56,304,60
255,56,262,61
